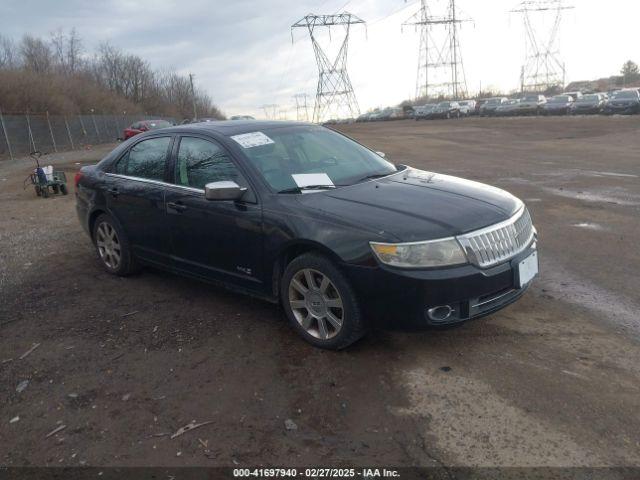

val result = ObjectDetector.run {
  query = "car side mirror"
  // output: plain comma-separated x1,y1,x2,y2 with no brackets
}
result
376,151,386,158
204,181,247,201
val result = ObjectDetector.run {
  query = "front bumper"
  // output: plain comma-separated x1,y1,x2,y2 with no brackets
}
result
344,242,538,327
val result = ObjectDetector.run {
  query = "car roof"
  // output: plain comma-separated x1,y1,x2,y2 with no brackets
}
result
160,120,311,137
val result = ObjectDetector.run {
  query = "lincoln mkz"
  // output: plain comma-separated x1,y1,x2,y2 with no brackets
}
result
75,121,539,349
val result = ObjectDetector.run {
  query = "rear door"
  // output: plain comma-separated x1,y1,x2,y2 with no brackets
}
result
104,135,173,266
165,135,264,290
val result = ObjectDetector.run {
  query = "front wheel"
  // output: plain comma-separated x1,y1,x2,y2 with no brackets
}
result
281,253,366,350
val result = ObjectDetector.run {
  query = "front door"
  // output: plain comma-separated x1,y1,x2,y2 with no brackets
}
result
105,135,172,265
165,135,264,290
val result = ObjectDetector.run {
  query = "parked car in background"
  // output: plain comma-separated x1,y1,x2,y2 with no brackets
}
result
367,110,385,122
602,89,640,115
479,97,508,116
75,120,538,349
191,118,221,124
356,112,371,122
231,115,255,120
458,100,476,116
122,120,172,140
475,98,492,115
516,94,546,115
431,101,462,119
379,107,404,121
414,104,437,120
542,95,574,115
495,99,521,117
571,94,606,115
564,91,583,101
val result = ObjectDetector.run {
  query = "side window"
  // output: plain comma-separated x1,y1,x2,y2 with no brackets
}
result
115,137,170,181
176,137,241,189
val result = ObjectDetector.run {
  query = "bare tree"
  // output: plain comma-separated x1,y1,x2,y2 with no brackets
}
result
20,34,53,73
0,35,18,69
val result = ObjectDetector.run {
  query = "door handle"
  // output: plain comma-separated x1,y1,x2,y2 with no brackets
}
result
167,201,187,212
107,188,119,198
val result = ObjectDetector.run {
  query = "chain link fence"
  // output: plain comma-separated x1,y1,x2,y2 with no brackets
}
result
0,110,175,160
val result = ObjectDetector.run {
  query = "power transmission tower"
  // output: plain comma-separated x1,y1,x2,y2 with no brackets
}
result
260,104,279,120
511,0,574,93
291,13,365,123
293,93,311,122
403,0,470,101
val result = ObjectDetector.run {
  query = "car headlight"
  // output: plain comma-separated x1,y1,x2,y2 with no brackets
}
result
370,238,467,268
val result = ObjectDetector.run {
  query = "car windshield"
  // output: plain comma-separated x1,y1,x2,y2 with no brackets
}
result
550,96,570,103
146,120,172,129
487,98,502,105
612,90,638,99
236,126,397,193
523,96,539,102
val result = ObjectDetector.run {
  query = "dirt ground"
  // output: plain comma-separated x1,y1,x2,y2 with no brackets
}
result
1,116,640,468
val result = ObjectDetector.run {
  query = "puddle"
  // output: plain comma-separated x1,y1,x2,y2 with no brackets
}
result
584,171,638,179
572,223,607,231
541,260,640,337
543,187,640,207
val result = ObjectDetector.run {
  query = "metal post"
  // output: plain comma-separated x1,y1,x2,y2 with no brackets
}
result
46,111,58,153
64,116,75,150
0,107,14,161
91,110,100,142
26,112,36,153
78,115,87,145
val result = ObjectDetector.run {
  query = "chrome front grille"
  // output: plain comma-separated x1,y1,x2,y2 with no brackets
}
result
457,207,535,268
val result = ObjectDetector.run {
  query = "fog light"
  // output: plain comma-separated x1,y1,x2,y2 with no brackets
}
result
427,305,453,322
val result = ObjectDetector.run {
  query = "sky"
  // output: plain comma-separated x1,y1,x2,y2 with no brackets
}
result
1,0,639,119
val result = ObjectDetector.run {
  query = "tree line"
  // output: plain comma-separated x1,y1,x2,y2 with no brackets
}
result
0,29,224,120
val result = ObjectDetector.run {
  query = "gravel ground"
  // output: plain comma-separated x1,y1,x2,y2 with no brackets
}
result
1,116,639,468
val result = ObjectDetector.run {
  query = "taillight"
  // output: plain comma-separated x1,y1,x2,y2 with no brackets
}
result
74,171,83,190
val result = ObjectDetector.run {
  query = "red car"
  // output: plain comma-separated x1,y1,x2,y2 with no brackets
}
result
122,120,172,140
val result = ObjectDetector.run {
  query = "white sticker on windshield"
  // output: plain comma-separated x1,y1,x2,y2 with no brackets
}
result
292,173,334,188
230,131,275,149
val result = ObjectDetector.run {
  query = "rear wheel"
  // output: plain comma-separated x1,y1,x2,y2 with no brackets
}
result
281,253,366,350
41,187,49,198
60,184,68,195
34,186,41,197
92,214,139,276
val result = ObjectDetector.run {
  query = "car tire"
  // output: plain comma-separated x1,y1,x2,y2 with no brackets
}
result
60,184,68,195
92,213,140,276
280,253,367,350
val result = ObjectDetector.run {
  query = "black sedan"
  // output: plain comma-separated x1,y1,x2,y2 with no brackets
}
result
542,95,574,115
603,90,640,115
571,94,606,115
75,121,538,349
431,101,462,119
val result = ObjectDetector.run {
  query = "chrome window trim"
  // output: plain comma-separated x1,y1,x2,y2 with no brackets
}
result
104,173,204,194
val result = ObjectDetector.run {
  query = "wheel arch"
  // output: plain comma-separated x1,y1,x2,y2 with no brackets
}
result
270,240,344,299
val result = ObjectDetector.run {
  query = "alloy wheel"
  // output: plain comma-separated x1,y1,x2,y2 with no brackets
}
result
96,222,121,270
288,268,344,340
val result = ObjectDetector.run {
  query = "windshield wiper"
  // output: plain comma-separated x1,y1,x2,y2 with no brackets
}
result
354,172,394,184
277,185,336,194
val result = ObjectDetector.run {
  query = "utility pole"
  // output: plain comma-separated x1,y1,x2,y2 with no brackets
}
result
189,73,198,120
511,0,574,93
403,0,470,101
292,13,366,123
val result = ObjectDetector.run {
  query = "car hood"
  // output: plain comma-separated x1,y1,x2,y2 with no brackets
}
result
295,168,522,242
